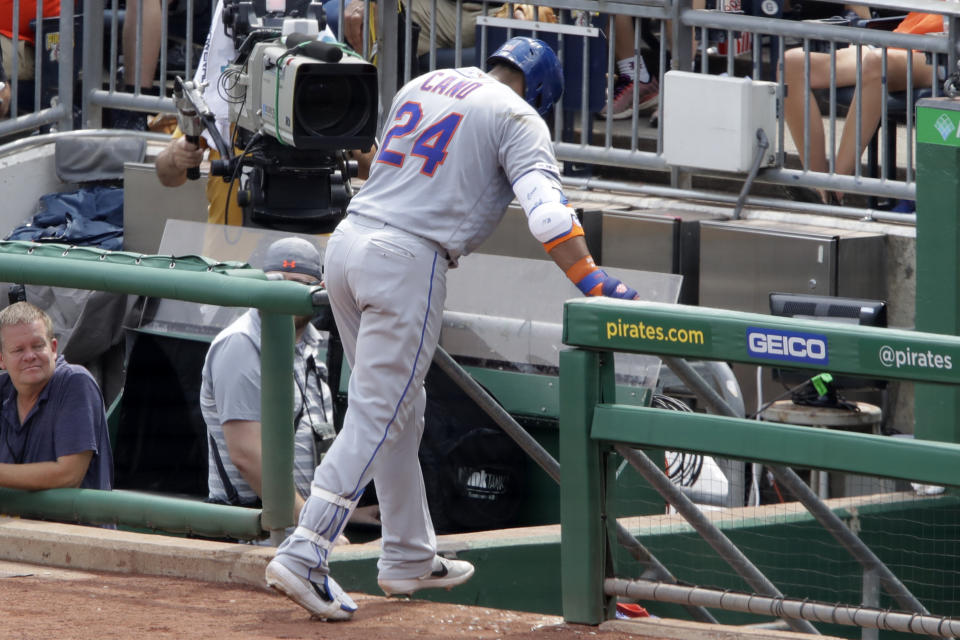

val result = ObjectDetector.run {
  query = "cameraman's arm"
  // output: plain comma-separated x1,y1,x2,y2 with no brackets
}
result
156,136,205,187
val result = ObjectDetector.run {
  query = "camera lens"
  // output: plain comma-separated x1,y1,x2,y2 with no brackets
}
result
295,73,372,137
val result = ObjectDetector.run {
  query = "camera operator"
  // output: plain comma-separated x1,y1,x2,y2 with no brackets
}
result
155,132,374,226
154,0,375,226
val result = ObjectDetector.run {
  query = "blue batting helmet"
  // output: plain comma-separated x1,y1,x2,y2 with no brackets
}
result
487,37,563,116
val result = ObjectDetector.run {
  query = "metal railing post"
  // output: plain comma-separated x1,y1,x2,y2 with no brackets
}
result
260,311,297,543
915,97,960,444
57,0,75,131
672,0,693,73
862,568,880,640
377,0,400,129
82,0,106,128
559,348,607,625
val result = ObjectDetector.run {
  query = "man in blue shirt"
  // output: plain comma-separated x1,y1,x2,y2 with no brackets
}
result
0,302,112,490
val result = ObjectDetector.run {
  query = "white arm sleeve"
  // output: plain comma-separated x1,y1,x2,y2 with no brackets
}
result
513,170,580,243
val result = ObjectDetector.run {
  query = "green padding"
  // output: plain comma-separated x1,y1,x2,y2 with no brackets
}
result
0,488,265,539
0,241,248,272
591,404,960,488
564,299,960,385
0,250,316,315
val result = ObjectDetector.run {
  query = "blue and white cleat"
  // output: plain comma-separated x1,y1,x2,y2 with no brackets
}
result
265,558,358,621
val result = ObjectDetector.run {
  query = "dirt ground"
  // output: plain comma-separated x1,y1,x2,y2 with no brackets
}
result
0,561,653,640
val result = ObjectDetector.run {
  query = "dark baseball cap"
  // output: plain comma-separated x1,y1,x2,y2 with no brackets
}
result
263,237,323,281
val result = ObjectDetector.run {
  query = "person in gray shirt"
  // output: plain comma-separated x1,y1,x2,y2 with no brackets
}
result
200,237,336,526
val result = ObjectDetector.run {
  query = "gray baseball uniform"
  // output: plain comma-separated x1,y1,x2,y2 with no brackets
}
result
274,67,558,582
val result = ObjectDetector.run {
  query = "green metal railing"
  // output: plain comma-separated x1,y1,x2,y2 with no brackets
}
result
0,241,318,540
558,298,960,625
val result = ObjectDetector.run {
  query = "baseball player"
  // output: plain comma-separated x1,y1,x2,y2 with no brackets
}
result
265,36,639,621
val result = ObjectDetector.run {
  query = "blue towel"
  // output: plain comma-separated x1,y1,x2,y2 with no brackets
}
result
7,185,124,251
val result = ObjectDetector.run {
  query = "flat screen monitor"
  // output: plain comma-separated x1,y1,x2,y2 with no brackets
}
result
769,292,887,390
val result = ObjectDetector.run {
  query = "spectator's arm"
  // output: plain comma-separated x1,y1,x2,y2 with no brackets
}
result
0,58,9,119
845,4,871,20
155,136,205,187
222,419,264,494
222,419,306,518
122,0,163,90
0,81,9,119
344,0,372,53
0,451,94,490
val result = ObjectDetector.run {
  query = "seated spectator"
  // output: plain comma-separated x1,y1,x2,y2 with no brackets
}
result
0,0,59,118
327,0,559,62
783,9,938,204
0,0,58,82
109,0,212,130
601,1,713,122
327,0,493,59
104,0,164,130
0,302,113,491
200,238,350,535
599,15,659,120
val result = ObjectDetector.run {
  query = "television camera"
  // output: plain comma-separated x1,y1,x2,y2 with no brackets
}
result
173,0,378,233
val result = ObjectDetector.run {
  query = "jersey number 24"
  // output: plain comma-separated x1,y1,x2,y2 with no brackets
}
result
377,102,464,177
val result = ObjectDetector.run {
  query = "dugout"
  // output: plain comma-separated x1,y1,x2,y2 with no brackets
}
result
108,220,691,532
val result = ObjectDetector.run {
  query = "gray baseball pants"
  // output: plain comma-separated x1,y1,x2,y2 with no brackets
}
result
274,214,449,583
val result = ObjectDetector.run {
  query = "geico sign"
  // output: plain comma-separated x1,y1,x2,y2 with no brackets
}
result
746,328,829,365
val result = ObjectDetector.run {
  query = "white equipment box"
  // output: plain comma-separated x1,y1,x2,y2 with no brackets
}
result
663,70,779,173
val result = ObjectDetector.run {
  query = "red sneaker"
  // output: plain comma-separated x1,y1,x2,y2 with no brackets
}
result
599,75,659,119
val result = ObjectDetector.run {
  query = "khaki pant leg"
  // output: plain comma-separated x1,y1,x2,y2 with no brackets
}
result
408,0,488,57
0,36,36,81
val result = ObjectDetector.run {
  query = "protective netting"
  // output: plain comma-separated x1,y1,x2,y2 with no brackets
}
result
610,436,960,636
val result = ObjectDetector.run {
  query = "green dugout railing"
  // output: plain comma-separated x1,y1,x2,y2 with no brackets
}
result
559,298,960,624
0,241,318,541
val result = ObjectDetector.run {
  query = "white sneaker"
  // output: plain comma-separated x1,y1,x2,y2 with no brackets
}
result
378,555,475,596
265,559,357,621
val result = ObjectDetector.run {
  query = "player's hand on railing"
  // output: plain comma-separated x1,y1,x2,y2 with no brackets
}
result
601,277,639,300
